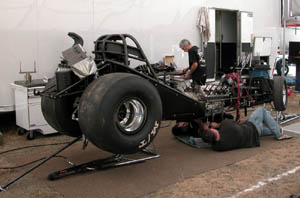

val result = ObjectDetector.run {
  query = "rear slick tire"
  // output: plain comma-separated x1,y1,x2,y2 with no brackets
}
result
273,76,288,111
41,77,82,137
78,73,162,154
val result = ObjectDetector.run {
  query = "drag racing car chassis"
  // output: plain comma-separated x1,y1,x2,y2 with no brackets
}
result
41,33,288,155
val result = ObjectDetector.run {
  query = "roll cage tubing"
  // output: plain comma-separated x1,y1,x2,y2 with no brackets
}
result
93,34,158,79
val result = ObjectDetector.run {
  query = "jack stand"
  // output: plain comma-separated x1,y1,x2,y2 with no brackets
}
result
0,137,81,192
279,113,300,125
47,147,160,181
275,111,300,125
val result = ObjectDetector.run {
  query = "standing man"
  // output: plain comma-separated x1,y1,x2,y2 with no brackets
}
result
179,39,207,85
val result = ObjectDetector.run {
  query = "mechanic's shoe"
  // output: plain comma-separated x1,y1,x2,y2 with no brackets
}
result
277,134,293,141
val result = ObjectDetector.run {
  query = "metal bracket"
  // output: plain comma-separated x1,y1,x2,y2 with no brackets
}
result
275,111,300,125
279,113,300,125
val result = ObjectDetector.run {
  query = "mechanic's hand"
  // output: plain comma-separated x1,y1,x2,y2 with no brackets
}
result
210,122,221,129
184,73,191,80
183,68,189,73
202,123,209,130
210,128,220,141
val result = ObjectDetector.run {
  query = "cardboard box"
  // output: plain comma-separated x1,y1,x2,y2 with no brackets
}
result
164,55,174,66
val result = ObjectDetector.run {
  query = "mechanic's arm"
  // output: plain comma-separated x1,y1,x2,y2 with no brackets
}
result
210,122,221,129
183,67,189,73
210,128,221,141
194,119,209,130
184,62,198,80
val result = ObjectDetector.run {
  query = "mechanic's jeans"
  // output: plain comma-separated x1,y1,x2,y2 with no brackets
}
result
248,107,282,139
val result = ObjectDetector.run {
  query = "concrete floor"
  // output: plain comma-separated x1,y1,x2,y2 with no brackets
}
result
0,93,299,198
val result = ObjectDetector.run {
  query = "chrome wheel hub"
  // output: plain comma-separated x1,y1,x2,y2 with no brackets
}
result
117,99,146,134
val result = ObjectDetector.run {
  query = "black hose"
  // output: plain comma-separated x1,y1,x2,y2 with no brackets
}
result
0,141,73,155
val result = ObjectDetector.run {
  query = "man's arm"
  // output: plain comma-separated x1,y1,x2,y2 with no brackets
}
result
184,62,198,79
183,67,189,73
210,128,220,141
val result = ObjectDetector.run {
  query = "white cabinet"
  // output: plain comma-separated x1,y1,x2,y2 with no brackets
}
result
11,81,57,138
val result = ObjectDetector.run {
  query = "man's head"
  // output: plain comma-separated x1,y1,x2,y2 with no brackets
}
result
199,128,218,144
172,121,200,137
179,39,191,52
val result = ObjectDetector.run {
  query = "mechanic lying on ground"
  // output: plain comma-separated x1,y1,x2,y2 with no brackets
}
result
173,107,292,151
179,39,207,85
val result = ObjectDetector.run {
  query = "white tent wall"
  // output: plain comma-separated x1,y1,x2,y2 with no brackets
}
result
0,0,283,111
286,30,300,42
